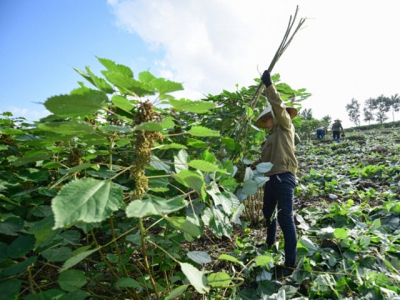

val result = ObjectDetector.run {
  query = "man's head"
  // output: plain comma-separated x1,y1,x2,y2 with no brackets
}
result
254,107,274,129
264,115,275,130
255,106,297,129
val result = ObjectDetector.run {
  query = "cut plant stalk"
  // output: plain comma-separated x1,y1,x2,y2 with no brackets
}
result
231,5,306,161
251,5,306,111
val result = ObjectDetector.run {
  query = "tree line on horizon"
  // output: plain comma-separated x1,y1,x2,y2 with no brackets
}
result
295,93,400,141
346,94,400,126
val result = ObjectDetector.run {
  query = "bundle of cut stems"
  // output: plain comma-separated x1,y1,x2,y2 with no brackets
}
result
230,6,306,161
249,5,306,110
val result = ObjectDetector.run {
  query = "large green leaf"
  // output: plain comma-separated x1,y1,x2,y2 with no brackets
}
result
115,277,141,288
221,137,236,151
369,218,381,231
157,143,187,150
165,285,190,300
60,247,100,272
219,177,238,192
254,254,274,267
148,177,169,192
30,216,62,249
150,155,171,172
0,279,21,300
38,121,95,135
6,235,36,258
160,116,175,129
187,251,212,264
66,163,98,175
97,57,133,77
256,162,273,173
101,71,153,96
111,95,135,113
74,67,94,86
230,203,245,224
12,150,51,167
44,92,107,117
139,71,184,97
85,66,114,93
133,121,163,132
200,149,217,164
174,149,188,173
334,228,348,239
126,196,187,218
169,98,215,113
206,182,233,213
207,272,232,288
101,125,131,133
173,170,205,196
42,247,73,262
52,178,123,229
217,254,244,266
204,207,232,238
180,262,210,294
58,290,89,300
187,126,220,137
58,269,87,292
241,179,258,195
0,128,25,135
188,159,227,173
24,289,65,300
17,168,49,183
74,67,114,94
0,216,24,236
299,236,319,255
187,138,207,148
4,256,37,276
166,216,202,237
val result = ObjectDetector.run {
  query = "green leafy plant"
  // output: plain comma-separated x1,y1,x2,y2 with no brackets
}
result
0,57,306,299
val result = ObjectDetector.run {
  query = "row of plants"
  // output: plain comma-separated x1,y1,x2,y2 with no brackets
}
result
226,129,400,299
345,121,400,132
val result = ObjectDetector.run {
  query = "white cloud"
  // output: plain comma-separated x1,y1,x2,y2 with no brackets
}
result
1,107,51,122
108,0,400,128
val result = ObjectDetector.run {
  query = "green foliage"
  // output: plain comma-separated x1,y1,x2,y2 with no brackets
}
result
0,57,297,299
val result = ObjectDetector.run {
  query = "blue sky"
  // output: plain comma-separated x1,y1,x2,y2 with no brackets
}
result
1,0,400,128
0,0,162,120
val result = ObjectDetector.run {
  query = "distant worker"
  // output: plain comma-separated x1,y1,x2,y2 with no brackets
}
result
316,126,326,140
331,119,345,143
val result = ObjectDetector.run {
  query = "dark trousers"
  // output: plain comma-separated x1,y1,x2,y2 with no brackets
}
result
262,172,297,267
332,131,341,140
316,129,325,140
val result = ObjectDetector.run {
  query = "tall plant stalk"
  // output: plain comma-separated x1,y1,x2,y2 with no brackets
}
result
231,6,306,161
249,5,306,111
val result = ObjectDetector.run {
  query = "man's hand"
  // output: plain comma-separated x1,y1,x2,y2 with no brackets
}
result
261,70,272,87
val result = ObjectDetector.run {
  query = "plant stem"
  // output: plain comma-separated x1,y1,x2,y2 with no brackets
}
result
109,216,131,280
138,218,160,299
90,230,139,300
27,266,36,295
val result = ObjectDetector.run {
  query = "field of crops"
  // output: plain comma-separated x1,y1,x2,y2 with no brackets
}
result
189,128,400,299
0,58,399,299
